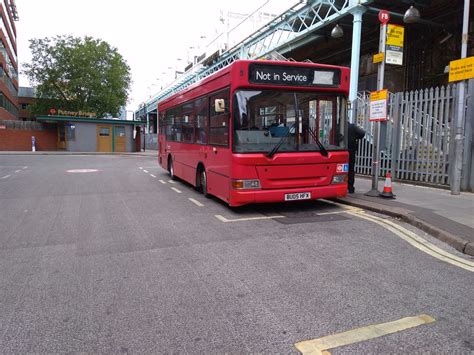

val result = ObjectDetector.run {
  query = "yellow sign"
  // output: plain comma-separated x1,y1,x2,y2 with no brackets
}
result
386,24,404,47
373,53,385,64
370,89,388,101
449,56,474,82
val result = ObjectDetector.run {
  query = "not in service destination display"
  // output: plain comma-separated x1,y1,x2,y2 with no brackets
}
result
249,64,340,87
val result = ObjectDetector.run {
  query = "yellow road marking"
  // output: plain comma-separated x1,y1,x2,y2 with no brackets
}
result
189,198,204,207
215,214,285,223
316,208,363,216
158,180,166,184
322,199,474,272
349,210,474,272
295,314,435,355
149,174,156,178
171,187,182,194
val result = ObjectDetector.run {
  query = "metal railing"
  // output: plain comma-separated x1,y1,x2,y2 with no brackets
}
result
355,83,465,186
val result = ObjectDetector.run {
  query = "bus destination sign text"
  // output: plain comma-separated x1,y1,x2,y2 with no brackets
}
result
249,64,339,87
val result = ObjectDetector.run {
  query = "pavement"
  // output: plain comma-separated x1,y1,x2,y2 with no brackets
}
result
336,176,474,256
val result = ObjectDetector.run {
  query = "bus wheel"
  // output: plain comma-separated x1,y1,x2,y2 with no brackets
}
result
200,169,209,198
168,156,176,180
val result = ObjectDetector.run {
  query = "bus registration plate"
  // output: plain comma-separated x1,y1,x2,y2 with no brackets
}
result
284,192,311,201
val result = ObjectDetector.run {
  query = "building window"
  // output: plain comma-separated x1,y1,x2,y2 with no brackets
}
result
0,93,18,117
66,124,76,141
99,127,110,136
115,126,125,137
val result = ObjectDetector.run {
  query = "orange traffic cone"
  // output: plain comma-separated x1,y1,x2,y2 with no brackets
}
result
380,172,396,199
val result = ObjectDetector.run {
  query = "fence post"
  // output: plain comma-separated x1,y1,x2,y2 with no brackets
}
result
462,78,474,191
390,93,401,179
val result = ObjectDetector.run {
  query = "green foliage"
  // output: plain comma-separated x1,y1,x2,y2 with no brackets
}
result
23,35,131,117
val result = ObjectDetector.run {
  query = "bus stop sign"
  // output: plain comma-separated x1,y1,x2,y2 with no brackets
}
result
378,10,390,24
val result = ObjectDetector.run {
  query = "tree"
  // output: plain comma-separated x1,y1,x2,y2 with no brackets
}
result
23,35,131,118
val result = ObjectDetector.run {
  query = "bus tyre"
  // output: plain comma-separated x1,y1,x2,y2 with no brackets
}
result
200,170,209,198
168,157,176,180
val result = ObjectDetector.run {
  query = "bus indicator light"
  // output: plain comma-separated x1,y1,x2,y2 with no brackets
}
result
332,175,348,184
231,179,261,189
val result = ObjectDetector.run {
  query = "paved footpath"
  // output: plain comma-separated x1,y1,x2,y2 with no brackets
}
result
337,176,474,256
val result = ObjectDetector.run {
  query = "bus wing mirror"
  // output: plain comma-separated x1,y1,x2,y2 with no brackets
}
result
215,99,225,113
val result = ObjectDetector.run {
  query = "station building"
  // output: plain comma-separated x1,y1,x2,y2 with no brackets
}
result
35,113,139,153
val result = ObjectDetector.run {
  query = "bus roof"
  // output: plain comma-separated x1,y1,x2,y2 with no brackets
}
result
158,60,350,111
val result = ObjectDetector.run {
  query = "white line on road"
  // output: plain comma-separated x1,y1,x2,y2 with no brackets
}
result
14,170,21,173
171,187,182,194
348,210,474,272
149,174,156,178
143,170,149,173
1,175,11,179
189,198,204,207
22,166,27,169
215,214,285,223
158,180,166,184
295,314,435,354
139,167,143,170
168,180,176,184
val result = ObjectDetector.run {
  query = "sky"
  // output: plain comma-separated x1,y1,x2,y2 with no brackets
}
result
16,0,296,116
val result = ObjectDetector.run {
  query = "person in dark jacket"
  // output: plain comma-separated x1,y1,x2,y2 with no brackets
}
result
347,123,366,193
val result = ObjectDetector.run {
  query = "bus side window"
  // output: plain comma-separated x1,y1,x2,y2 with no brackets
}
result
209,90,230,146
165,109,175,141
182,101,195,143
195,98,208,144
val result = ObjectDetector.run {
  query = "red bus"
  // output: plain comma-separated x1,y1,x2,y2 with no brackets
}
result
158,60,350,207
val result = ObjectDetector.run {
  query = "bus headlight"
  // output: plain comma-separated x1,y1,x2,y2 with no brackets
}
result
231,179,261,189
331,175,347,184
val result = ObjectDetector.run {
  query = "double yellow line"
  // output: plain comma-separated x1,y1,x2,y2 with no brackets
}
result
347,209,474,272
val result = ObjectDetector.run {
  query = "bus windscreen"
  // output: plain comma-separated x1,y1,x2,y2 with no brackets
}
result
232,90,347,154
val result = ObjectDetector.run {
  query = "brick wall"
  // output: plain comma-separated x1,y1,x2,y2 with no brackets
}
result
0,129,57,151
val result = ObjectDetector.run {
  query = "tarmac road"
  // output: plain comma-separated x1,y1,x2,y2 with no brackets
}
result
0,154,473,353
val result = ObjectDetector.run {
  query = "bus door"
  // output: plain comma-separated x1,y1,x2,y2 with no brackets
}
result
312,97,337,146
205,91,231,200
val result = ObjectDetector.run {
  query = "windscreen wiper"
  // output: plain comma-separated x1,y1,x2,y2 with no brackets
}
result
308,128,329,157
266,124,295,158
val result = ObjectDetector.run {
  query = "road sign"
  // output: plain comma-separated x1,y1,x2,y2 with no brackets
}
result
386,24,404,66
387,25,404,46
369,89,388,122
449,56,474,82
373,53,385,64
378,10,390,24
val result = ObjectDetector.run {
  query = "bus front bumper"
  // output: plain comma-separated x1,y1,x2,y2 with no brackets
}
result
229,184,347,207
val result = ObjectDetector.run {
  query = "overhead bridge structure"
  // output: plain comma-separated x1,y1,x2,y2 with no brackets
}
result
136,0,374,120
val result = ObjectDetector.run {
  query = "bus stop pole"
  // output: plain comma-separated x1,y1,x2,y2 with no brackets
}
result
366,21,387,196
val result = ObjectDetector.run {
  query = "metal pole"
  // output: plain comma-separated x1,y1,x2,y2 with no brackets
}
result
451,0,470,194
348,6,366,124
366,22,387,196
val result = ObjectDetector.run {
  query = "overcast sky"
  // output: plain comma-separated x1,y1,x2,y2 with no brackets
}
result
16,0,296,114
